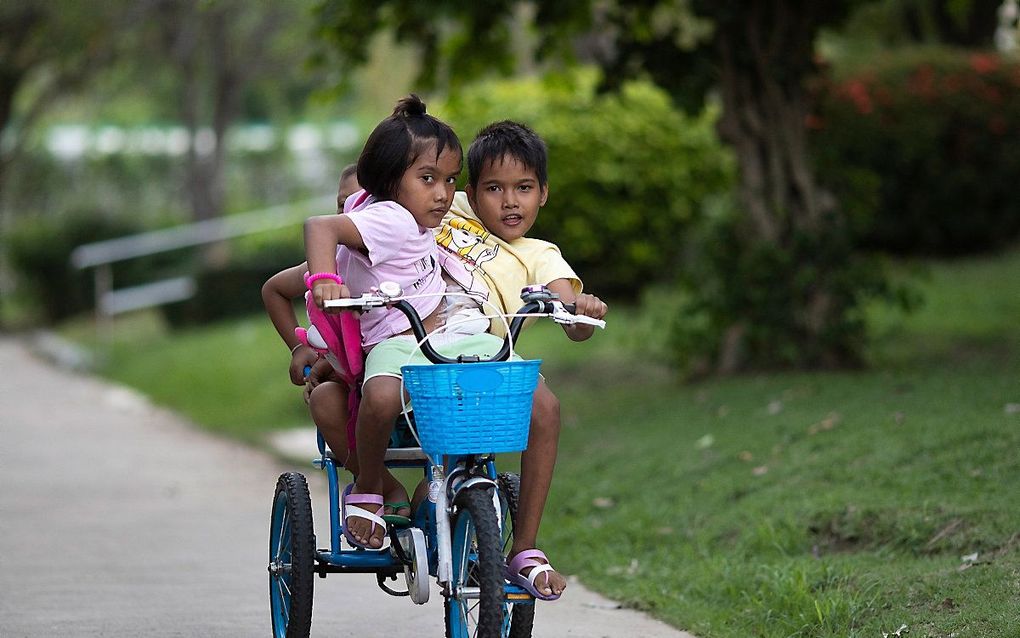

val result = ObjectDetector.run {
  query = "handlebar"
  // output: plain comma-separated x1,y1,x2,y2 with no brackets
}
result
323,284,605,364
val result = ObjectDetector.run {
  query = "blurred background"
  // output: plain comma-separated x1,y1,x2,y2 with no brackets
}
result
4,3,1019,636
1,0,1017,375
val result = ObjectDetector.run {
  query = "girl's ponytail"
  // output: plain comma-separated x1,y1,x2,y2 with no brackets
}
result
392,94,427,118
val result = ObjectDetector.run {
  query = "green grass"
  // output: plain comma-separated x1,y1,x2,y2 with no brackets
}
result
65,246,1020,636
61,311,310,446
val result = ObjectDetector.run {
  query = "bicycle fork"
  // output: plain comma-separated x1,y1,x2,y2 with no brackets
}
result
434,463,503,595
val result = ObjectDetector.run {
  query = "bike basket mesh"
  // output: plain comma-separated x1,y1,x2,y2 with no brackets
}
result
400,360,541,455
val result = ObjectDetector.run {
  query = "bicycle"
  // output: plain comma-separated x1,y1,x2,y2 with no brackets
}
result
268,283,605,638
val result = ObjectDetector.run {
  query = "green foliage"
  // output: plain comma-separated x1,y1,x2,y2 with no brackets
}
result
314,0,591,91
3,150,189,226
0,0,136,141
811,47,1020,255
670,197,914,373
162,224,304,327
823,0,1001,56
2,209,166,322
439,70,734,297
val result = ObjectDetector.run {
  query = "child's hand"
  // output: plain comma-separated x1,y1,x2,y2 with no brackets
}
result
312,281,350,313
561,293,608,342
289,345,318,385
573,293,608,320
303,357,334,403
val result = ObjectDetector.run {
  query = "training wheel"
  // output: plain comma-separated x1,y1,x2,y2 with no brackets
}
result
398,527,430,604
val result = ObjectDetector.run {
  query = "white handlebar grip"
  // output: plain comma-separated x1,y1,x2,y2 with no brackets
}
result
573,315,607,329
324,298,369,308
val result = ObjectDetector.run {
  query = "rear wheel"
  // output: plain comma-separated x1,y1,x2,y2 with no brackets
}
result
445,486,505,638
269,472,315,638
498,473,535,638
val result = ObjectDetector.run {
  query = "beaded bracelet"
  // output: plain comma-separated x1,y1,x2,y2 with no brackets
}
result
304,271,344,290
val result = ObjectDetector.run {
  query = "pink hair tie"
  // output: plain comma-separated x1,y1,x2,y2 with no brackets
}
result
304,272,344,290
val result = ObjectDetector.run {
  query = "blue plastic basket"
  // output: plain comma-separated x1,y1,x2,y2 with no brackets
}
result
401,360,542,455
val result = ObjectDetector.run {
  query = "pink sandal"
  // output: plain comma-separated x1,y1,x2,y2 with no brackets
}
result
505,549,562,601
341,483,387,549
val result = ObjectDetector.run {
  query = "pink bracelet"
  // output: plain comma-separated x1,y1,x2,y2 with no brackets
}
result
304,272,344,290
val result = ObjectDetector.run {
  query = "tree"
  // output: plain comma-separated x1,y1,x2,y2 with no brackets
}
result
315,0,891,372
139,0,315,223
0,0,141,222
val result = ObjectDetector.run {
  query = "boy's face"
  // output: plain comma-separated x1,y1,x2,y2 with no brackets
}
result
466,155,547,242
336,174,360,212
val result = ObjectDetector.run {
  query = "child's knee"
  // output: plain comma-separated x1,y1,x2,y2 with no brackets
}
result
531,384,560,432
309,383,348,423
360,377,403,422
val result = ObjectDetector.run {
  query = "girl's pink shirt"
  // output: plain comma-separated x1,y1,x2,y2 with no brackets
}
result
337,190,444,347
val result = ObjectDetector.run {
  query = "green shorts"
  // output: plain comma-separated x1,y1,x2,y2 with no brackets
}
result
364,333,521,382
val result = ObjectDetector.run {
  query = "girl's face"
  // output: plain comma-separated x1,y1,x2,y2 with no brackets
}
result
395,144,461,228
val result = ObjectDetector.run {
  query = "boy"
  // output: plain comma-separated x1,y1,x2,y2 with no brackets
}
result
435,121,608,600
335,163,359,213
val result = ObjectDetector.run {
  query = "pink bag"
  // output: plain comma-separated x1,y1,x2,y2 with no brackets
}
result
294,288,363,451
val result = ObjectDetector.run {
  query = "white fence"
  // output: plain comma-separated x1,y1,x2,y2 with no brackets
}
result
71,196,332,331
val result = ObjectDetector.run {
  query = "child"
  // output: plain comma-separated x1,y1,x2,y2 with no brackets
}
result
305,95,474,550
335,163,359,212
262,162,360,389
262,165,416,517
434,120,609,600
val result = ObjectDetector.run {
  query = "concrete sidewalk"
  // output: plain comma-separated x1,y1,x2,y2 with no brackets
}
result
0,337,697,637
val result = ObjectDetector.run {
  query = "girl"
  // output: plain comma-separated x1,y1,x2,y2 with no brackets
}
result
304,95,463,549
263,165,403,516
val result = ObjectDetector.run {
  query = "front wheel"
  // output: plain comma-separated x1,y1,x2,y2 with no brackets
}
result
498,473,534,638
269,472,315,638
445,486,505,638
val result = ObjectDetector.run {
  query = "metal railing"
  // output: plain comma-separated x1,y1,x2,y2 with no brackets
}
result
70,196,332,332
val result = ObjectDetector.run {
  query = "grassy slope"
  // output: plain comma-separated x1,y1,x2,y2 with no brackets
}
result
71,247,1020,636
538,249,1020,637
63,313,310,445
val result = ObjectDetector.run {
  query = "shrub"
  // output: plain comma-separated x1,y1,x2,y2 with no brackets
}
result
669,196,910,374
439,69,735,298
810,47,1020,255
3,209,173,323
161,228,303,327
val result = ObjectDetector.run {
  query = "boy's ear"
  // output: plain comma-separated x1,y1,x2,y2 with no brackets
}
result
539,183,549,207
466,183,477,210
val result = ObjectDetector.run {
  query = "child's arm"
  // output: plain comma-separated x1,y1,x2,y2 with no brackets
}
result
262,262,318,385
304,214,366,310
546,278,608,342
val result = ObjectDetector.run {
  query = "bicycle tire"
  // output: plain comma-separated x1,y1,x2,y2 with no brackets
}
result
445,485,505,638
269,472,315,638
498,473,535,638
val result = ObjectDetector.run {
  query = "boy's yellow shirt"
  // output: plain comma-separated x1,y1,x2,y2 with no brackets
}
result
436,191,582,336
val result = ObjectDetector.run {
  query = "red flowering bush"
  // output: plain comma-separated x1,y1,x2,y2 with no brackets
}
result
810,48,1020,255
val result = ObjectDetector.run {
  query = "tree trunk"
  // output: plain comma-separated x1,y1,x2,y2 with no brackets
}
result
711,1,844,372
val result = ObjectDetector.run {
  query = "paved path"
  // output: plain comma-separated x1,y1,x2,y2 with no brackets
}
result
0,337,697,637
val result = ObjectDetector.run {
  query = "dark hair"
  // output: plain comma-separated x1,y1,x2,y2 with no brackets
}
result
356,95,462,201
467,120,548,189
339,163,358,183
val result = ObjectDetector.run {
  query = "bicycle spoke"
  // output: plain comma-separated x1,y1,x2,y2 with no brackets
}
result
275,508,290,559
